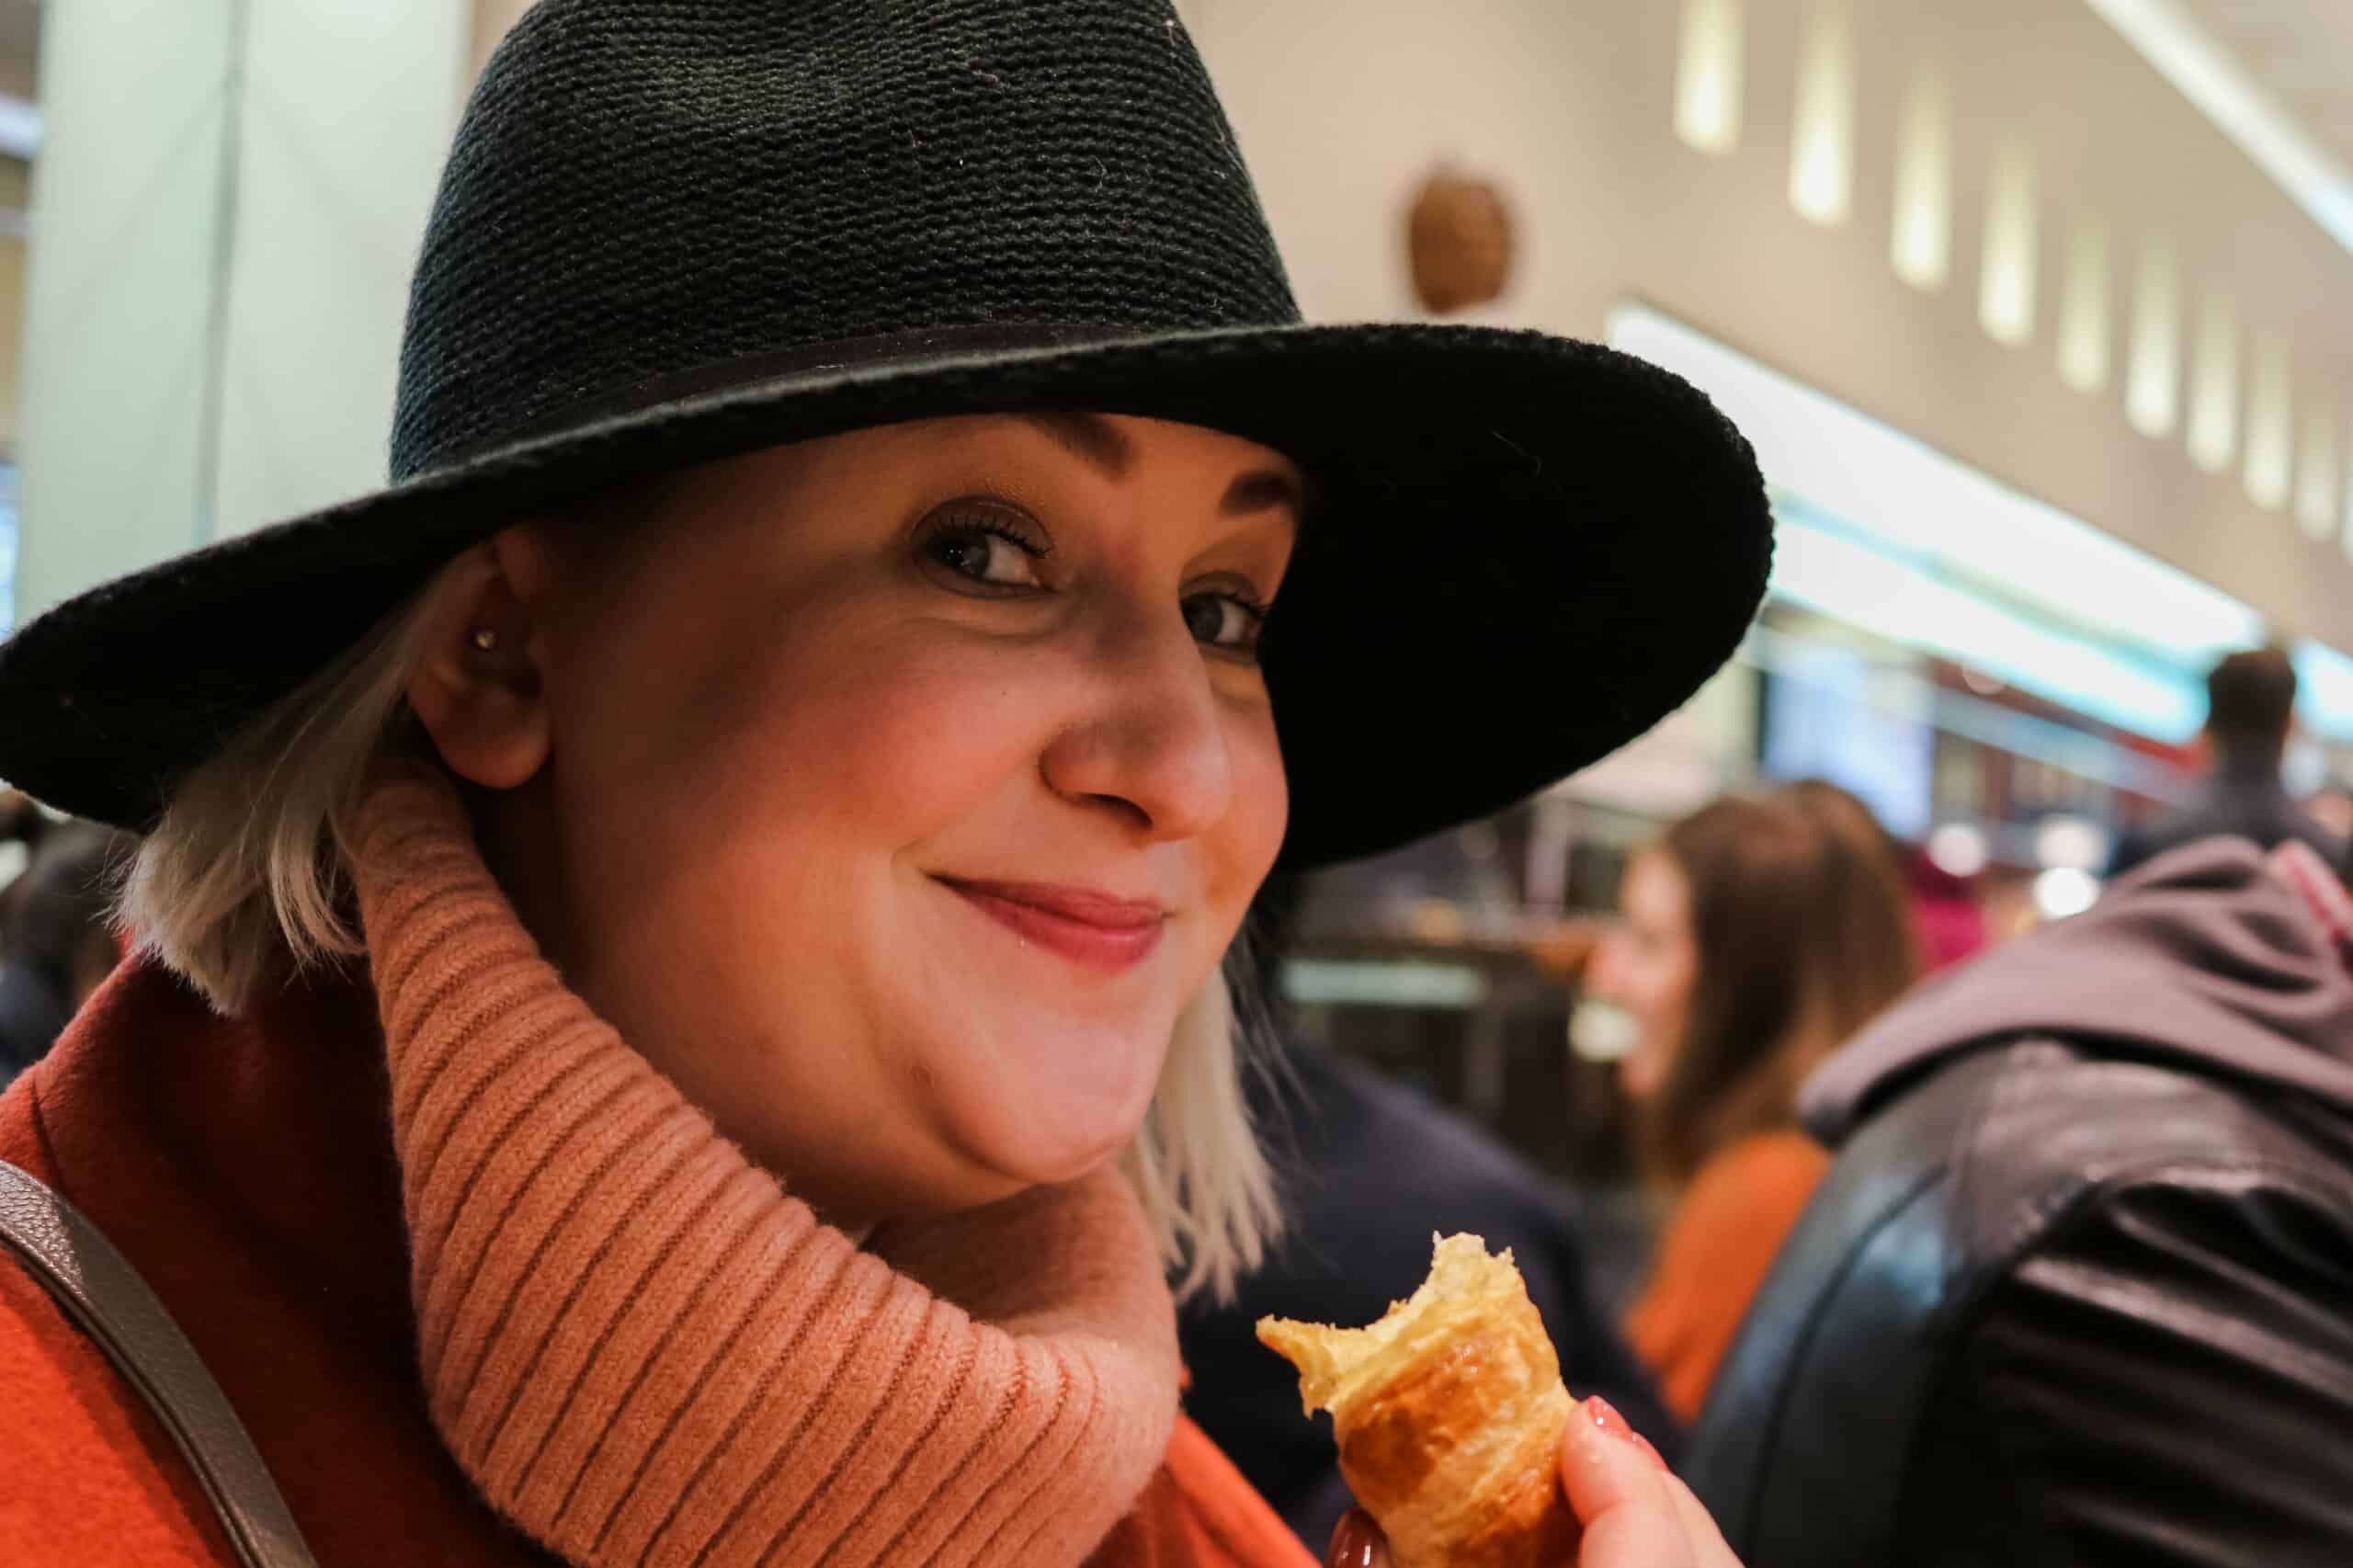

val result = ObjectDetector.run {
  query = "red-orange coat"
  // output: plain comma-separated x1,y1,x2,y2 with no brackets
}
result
0,960,1314,1568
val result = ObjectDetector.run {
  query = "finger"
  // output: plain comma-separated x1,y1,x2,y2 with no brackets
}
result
1326,1507,1394,1568
1559,1398,1695,1567
1586,1394,1669,1471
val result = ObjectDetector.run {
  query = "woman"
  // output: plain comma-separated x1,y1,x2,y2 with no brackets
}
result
0,819,131,1085
0,3,1768,1564
1784,777,1987,972
1591,791,1921,1424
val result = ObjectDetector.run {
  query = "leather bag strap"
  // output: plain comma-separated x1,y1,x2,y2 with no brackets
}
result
0,1158,318,1568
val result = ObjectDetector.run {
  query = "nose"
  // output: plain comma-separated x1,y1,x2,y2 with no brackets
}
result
1039,599,1234,845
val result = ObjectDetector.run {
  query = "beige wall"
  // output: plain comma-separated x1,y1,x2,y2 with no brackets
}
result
16,0,236,614
14,0,468,619
0,234,21,462
1187,0,2353,649
473,0,538,76
0,156,26,460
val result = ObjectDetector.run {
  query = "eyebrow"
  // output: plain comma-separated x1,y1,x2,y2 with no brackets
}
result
1221,467,1306,521
1015,411,1306,521
1018,411,1136,477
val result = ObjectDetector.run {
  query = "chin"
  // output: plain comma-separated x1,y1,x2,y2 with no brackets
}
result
945,1020,1167,1189
972,1092,1154,1190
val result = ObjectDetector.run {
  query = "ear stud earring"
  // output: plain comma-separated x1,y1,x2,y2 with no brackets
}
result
471,628,499,652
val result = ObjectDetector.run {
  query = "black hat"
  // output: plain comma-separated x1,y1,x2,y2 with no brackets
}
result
0,0,1768,869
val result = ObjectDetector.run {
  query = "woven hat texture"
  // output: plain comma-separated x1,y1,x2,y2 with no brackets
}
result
0,0,1771,869
395,0,1301,479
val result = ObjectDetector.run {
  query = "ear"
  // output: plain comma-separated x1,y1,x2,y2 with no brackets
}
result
406,527,557,790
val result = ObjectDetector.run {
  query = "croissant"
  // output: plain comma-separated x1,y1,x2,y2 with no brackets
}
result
1258,1233,1579,1568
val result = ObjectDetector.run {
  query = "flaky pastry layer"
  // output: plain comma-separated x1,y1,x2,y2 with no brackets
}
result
1258,1233,1577,1568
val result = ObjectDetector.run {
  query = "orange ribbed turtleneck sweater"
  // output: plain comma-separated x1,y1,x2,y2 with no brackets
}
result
347,767,1182,1568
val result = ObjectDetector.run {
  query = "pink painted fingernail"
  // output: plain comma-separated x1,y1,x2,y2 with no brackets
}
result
1585,1395,1669,1471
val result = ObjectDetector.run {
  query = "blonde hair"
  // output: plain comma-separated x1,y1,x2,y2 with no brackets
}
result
118,570,1281,1301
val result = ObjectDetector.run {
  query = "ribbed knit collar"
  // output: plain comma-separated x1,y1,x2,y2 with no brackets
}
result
347,766,1180,1568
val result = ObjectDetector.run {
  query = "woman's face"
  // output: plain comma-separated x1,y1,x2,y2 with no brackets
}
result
1587,847,1697,1102
420,414,1301,1230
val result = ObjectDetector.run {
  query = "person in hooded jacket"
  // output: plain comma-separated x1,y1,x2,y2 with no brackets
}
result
1685,835,2353,1567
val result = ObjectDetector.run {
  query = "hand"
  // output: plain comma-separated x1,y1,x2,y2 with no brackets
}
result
1324,1396,1742,1567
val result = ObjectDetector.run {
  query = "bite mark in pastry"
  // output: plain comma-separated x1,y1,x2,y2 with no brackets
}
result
1258,1233,1579,1568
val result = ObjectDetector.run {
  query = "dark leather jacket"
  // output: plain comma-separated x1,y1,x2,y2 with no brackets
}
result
1686,841,2353,1567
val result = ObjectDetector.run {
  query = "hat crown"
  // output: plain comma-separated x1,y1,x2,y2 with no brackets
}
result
391,0,1301,482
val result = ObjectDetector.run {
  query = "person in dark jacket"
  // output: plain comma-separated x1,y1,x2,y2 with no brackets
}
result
1685,836,2353,1566
1178,1039,1679,1554
0,822,128,1085
2109,645,2345,878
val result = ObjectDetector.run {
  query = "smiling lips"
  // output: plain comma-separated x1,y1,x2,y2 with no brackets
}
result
938,877,1168,972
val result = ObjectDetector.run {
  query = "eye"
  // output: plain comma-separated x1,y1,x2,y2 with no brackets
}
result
916,498,1051,594
1183,586,1270,659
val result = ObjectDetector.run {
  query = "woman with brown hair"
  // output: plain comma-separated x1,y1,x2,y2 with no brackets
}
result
1589,790,1922,1424
0,2,1771,1565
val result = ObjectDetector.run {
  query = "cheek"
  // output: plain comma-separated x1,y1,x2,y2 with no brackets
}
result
1659,949,1698,1019
1202,706,1288,940
1650,964,1695,1027
801,665,1028,839
546,610,1067,1018
1616,955,1679,1031
1619,1043,1666,1101
684,627,1061,853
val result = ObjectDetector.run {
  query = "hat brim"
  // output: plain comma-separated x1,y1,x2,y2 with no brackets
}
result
0,321,1768,868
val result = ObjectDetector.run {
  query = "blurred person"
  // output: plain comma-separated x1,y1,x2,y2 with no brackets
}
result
1688,831,2353,1565
0,823,130,1085
1179,1035,1681,1554
0,788,51,950
1589,793,1923,1423
1900,849,1991,972
0,3,1773,1566
1182,873,1678,1552
2109,646,2345,878
1783,778,1989,972
1779,778,1902,868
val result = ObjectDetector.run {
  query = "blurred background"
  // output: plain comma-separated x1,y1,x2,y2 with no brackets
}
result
6,0,2353,1300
